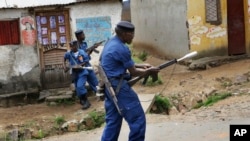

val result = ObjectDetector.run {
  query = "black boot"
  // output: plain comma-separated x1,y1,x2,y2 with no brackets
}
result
81,95,91,110
79,95,85,105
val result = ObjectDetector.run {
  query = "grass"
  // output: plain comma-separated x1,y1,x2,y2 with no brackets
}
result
54,115,66,126
151,95,172,114
54,98,75,105
88,110,105,128
143,75,163,86
138,50,148,61
193,92,232,109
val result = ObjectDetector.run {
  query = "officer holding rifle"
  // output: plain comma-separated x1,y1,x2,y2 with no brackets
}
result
100,21,159,141
75,30,103,98
63,40,92,110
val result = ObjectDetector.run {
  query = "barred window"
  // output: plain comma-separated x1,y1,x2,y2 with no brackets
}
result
205,0,222,25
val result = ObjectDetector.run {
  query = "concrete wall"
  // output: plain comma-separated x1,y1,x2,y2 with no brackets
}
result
0,1,121,94
0,9,40,94
131,0,189,58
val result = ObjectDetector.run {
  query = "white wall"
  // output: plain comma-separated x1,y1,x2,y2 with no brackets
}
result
131,0,189,58
68,1,122,40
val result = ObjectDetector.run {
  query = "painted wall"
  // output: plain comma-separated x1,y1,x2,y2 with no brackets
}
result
245,0,250,54
0,1,121,94
130,0,189,58
187,0,250,56
187,0,228,57
68,2,121,41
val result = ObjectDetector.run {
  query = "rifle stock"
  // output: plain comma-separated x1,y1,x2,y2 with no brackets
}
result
128,51,198,86
97,65,122,115
86,40,105,54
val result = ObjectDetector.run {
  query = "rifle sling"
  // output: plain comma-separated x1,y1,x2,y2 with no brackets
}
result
116,75,124,94
109,75,124,94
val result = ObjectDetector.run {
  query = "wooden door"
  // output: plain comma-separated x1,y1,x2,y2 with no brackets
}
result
227,0,246,55
36,10,71,89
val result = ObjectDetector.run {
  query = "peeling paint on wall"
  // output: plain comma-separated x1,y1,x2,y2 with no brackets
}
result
206,26,226,38
190,35,201,45
188,15,201,26
191,26,208,35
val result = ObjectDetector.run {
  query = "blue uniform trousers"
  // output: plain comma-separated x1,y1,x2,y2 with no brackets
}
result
86,69,98,92
101,79,146,141
73,72,88,97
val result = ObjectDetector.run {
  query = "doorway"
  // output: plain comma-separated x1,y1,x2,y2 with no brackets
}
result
227,0,246,55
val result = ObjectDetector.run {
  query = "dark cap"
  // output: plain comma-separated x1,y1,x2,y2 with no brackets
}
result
69,40,78,47
116,21,135,32
75,30,83,36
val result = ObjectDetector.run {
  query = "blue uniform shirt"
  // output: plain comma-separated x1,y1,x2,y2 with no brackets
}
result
100,36,134,78
64,49,90,75
78,41,92,60
78,41,88,51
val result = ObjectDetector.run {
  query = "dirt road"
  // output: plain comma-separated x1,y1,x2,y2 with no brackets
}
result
1,56,250,141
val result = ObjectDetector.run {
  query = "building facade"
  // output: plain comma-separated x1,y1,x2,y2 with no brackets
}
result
131,0,250,58
0,0,121,94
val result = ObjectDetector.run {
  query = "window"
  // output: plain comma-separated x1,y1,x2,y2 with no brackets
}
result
205,0,222,25
0,19,20,45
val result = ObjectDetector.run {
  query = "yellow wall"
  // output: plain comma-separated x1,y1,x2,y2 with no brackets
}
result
244,0,250,54
187,0,228,56
187,0,250,56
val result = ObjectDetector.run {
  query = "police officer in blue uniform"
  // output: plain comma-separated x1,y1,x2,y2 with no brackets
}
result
100,21,159,141
75,30,99,95
63,40,92,109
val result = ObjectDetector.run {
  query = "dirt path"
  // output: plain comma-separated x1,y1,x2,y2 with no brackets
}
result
0,56,250,140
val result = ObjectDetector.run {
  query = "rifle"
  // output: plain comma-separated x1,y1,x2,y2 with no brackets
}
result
86,40,106,54
64,65,93,73
128,51,198,86
97,65,122,115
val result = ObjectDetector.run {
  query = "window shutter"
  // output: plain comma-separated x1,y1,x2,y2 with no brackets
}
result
10,20,20,44
0,19,20,45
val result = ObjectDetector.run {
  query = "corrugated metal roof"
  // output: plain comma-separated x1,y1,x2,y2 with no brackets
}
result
0,0,91,8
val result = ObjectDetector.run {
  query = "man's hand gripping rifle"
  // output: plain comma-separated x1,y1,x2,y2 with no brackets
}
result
128,51,198,86
97,65,122,115
86,40,105,54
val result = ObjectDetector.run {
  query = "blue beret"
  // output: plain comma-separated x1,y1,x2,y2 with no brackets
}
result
75,30,83,36
69,40,78,46
116,21,135,32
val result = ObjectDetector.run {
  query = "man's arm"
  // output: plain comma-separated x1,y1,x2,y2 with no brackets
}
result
135,63,152,69
128,64,159,78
